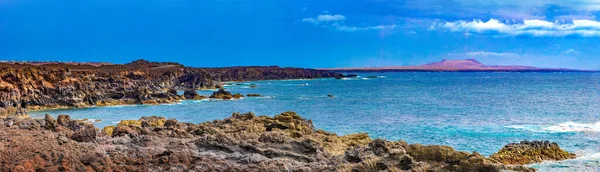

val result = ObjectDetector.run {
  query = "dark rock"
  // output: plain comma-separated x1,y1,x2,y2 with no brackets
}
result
0,60,340,117
183,90,205,100
164,119,179,129
210,89,244,99
327,94,334,98
246,94,261,97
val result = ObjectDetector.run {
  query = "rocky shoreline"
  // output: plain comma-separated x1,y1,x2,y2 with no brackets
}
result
0,60,341,117
0,111,576,171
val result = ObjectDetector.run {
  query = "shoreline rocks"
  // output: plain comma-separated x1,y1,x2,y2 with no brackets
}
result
336,74,359,79
0,60,341,117
0,111,540,171
246,94,261,97
490,140,576,165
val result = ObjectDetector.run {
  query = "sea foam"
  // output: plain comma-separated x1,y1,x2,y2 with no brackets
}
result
543,122,600,133
506,122,600,133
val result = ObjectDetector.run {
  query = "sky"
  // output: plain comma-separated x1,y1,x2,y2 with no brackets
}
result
1,0,600,69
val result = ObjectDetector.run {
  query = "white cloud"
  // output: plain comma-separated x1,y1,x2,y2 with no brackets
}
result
337,25,397,32
302,14,346,24
565,49,581,54
302,13,396,32
445,51,521,58
465,51,520,58
439,19,600,37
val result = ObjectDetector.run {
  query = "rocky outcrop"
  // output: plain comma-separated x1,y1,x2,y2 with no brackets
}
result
183,90,206,100
0,60,340,117
246,94,261,97
209,89,244,99
490,140,576,165
0,112,535,171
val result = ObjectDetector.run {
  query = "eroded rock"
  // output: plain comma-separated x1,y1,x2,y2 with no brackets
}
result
491,140,576,165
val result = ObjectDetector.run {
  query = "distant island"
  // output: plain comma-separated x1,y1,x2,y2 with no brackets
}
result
323,59,593,72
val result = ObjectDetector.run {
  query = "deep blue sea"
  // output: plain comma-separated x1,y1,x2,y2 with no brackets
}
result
31,72,600,171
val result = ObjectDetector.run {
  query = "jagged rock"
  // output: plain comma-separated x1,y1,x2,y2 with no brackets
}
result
210,89,244,99
0,60,340,117
490,140,576,165
0,112,536,171
71,126,97,142
183,90,205,100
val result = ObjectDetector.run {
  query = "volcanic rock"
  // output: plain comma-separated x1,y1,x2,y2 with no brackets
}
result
490,140,576,165
0,112,538,171
183,90,205,100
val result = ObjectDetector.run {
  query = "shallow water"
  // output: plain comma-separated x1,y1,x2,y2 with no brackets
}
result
31,72,600,170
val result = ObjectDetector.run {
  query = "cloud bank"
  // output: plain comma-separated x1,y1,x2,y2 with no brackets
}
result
439,19,600,37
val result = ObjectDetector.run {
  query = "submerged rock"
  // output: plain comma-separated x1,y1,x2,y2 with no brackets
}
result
327,94,335,98
246,94,261,97
366,76,378,78
490,140,576,165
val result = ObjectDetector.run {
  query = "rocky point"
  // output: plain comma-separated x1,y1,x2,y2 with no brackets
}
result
0,111,550,171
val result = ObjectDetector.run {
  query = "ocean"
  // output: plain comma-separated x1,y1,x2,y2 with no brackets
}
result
30,72,600,170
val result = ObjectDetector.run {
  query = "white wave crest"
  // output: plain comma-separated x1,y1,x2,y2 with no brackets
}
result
543,122,600,133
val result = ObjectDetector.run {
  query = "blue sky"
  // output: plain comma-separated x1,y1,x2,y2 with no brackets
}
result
1,0,600,69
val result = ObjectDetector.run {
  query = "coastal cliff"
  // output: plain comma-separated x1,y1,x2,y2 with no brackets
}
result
0,112,539,171
0,60,341,117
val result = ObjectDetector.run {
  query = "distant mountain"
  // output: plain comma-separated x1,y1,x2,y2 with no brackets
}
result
323,59,590,72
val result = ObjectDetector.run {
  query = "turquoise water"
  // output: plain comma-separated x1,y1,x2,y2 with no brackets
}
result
31,72,600,170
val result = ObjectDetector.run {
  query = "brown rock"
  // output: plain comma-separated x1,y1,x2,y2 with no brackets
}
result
57,114,71,126
71,126,97,142
112,125,138,137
